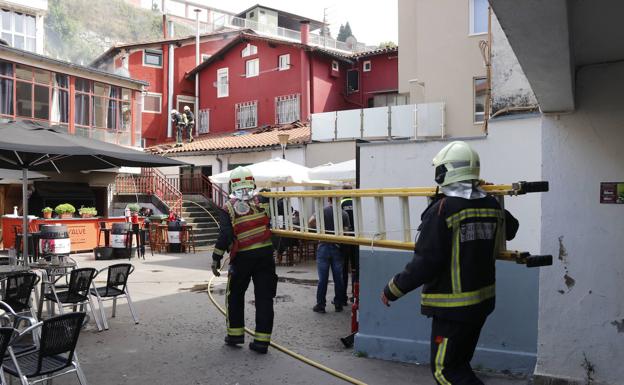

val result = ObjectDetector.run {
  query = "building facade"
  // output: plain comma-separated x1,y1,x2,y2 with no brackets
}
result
0,44,146,146
0,0,47,55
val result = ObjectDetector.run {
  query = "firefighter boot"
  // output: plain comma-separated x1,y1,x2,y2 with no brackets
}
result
224,335,244,346
249,340,269,354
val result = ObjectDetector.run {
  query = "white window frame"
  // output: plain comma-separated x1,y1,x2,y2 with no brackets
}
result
198,108,210,134
363,60,372,72
246,58,259,78
331,60,339,71
142,92,162,114
217,68,229,98
201,53,211,62
176,95,195,115
0,10,37,52
278,54,290,71
241,43,258,58
275,94,300,124
473,77,487,124
235,101,258,129
469,0,488,36
143,49,163,68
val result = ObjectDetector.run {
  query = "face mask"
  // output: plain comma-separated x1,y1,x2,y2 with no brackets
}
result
234,188,254,201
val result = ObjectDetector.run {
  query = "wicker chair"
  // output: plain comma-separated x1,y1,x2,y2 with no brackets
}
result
89,264,139,330
43,268,102,332
4,312,89,385
0,272,40,321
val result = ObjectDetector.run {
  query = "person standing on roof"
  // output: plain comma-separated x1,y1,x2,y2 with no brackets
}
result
170,109,184,147
211,167,276,354
381,141,519,385
183,105,194,143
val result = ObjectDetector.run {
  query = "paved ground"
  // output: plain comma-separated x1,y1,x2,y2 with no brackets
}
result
50,249,532,385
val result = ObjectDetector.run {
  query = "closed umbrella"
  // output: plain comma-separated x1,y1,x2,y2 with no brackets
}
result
0,120,188,260
308,159,356,184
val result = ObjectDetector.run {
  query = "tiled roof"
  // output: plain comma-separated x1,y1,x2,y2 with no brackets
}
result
148,122,310,155
350,46,398,59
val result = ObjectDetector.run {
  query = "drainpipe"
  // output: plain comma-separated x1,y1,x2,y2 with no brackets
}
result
167,20,175,138
300,21,311,121
194,8,201,137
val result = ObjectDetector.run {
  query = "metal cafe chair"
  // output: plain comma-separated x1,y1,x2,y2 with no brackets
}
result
0,327,15,385
3,312,89,385
90,264,139,330
42,268,102,332
0,272,41,321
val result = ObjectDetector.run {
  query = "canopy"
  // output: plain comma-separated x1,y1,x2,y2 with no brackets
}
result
0,120,189,259
308,159,356,183
209,158,333,187
0,169,47,184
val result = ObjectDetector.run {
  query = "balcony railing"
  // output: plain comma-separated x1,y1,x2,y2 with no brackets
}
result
310,103,446,141
114,168,183,216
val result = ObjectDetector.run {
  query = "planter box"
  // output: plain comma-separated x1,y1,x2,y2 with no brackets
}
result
59,213,73,219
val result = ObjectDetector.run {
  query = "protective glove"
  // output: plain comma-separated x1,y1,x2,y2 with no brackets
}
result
211,259,221,277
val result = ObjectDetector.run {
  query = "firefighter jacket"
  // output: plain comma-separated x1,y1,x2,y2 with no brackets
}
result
212,196,272,261
383,195,519,322
184,110,195,124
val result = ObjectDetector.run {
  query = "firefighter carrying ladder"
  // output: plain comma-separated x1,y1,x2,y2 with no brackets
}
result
261,181,552,267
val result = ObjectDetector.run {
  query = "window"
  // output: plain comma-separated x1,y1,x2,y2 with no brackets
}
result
241,43,257,57
143,92,162,113
0,60,14,116
246,58,259,78
0,10,36,52
235,101,257,129
176,96,194,116
331,60,339,71
51,74,69,124
347,70,359,93
11,64,49,120
201,54,211,62
217,68,228,98
278,54,290,71
372,93,409,107
143,49,163,67
470,0,488,35
275,94,300,124
198,108,210,134
474,77,487,123
363,60,372,72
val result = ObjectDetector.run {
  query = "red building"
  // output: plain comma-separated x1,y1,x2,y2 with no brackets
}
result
186,29,399,135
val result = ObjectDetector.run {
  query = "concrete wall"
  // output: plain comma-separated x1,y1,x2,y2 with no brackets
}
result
535,62,624,385
355,116,544,373
490,14,538,114
398,0,487,137
305,141,355,168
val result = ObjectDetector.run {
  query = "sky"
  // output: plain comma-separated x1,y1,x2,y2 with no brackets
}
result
148,0,398,46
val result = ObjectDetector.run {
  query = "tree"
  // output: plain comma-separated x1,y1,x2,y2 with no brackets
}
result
378,41,397,48
337,22,355,42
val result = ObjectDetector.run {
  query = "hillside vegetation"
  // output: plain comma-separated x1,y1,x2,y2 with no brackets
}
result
45,0,163,65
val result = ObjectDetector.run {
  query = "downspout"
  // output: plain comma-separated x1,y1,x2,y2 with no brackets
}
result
167,20,175,138
309,51,314,114
194,8,200,137
480,6,493,135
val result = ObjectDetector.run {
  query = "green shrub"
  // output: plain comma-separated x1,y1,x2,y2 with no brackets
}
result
127,203,140,213
42,207,53,213
78,206,97,216
54,203,76,214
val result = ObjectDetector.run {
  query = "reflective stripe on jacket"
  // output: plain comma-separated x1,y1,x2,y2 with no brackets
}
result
225,198,272,252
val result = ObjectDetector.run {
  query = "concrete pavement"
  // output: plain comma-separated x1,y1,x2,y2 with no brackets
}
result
56,249,532,385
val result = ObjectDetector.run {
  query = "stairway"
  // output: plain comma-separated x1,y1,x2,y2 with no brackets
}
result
180,199,221,248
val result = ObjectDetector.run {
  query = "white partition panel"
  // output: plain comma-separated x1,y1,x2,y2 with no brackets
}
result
390,104,416,138
416,102,445,137
336,109,362,139
362,106,389,137
311,111,336,141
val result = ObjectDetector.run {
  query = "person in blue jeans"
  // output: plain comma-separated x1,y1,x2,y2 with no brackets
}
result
308,199,351,313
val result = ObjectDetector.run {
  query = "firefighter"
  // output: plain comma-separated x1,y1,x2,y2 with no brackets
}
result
211,166,277,354
170,109,184,146
381,141,519,385
340,188,359,303
183,105,194,143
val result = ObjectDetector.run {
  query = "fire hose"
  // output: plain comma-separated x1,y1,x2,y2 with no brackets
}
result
207,257,368,385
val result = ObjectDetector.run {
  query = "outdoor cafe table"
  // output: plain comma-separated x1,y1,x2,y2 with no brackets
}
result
30,259,77,319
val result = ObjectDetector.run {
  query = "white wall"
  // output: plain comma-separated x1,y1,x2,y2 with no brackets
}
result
536,62,624,385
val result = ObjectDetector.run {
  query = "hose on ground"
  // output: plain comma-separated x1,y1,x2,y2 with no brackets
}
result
207,258,368,385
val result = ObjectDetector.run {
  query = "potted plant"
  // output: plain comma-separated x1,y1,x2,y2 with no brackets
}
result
78,206,97,218
54,203,76,219
127,203,141,224
41,207,53,219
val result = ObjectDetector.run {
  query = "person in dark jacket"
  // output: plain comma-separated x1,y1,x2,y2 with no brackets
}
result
170,109,184,146
183,105,194,143
381,141,519,385
211,167,276,354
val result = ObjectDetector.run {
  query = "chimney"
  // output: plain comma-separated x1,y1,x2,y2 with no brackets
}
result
300,20,310,45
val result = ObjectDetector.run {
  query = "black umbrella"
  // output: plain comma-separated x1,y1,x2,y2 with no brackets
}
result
0,120,188,260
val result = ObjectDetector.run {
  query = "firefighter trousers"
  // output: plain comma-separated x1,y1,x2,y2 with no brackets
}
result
226,246,277,344
430,316,486,385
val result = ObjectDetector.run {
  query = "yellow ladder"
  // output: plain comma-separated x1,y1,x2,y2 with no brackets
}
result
261,181,552,267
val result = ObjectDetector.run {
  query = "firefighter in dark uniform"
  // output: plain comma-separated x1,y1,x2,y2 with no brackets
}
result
381,141,519,385
183,105,194,143
211,166,277,354
170,109,184,147
340,191,359,302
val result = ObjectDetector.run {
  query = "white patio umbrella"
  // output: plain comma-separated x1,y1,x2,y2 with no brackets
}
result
209,158,333,187
308,159,356,184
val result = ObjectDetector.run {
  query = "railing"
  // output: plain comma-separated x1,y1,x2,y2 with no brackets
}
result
310,103,446,141
166,173,229,208
114,168,183,216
